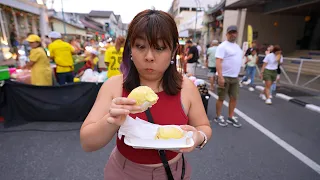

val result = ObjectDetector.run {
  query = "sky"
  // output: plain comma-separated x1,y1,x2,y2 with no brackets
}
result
48,0,173,23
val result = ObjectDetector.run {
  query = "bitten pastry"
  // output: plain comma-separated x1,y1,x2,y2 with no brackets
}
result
155,126,184,140
128,86,159,113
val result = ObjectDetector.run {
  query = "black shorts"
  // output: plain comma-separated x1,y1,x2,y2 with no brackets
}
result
208,67,216,73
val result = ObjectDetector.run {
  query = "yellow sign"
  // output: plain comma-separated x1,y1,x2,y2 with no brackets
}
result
247,25,253,48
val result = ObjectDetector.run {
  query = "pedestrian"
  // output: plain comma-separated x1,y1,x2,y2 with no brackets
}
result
22,34,53,86
48,31,76,85
241,40,257,84
243,48,258,91
80,9,212,180
104,36,125,78
214,25,243,128
260,45,283,104
184,40,199,76
206,40,219,91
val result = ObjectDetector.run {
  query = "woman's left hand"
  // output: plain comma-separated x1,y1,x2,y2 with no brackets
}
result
178,125,203,153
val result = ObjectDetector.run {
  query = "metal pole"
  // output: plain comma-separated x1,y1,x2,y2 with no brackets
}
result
295,59,304,85
61,0,67,35
194,9,197,41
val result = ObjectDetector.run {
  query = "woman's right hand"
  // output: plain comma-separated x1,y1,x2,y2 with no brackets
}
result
107,97,142,126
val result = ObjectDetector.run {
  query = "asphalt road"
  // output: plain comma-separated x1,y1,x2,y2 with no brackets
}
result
0,68,319,180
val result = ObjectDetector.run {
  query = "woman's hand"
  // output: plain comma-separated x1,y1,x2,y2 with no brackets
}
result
107,97,142,126
178,125,204,153
260,72,263,80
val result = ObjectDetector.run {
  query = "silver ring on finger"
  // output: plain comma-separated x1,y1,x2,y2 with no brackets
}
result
109,108,112,114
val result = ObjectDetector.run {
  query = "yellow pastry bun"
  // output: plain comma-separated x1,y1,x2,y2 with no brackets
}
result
128,86,159,113
155,126,184,140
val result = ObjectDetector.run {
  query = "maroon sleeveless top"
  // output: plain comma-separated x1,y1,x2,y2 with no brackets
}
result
116,88,189,164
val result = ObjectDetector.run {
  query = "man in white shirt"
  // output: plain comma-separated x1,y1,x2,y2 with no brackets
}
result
214,25,243,128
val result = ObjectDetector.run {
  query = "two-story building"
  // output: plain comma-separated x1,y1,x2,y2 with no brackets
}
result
88,10,124,38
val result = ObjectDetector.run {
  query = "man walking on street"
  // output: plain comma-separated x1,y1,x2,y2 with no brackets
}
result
214,26,243,128
206,40,219,91
184,40,199,76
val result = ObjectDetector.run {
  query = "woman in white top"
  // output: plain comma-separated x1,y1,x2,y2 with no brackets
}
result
260,45,283,105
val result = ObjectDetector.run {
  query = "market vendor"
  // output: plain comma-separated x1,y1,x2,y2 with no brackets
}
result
48,31,76,85
23,34,53,86
75,50,99,78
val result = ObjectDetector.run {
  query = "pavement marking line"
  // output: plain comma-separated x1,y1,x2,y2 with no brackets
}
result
208,90,320,175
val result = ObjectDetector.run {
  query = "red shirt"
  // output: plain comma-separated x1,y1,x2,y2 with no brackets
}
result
116,89,189,164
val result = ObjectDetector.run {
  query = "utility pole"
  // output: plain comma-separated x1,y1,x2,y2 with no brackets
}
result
61,0,67,35
193,0,198,41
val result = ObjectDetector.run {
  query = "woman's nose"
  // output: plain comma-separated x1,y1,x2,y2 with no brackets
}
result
145,49,155,62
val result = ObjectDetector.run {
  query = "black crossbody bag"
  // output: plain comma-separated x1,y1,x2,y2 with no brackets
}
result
145,109,186,180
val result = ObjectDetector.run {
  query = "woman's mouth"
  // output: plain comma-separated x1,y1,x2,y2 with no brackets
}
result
146,68,154,72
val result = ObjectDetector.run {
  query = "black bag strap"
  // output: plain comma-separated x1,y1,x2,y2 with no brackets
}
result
145,109,174,180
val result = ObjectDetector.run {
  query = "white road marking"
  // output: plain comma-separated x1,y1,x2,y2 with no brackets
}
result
208,90,320,175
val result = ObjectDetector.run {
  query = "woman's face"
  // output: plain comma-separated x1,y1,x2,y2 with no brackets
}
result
29,42,39,49
131,36,174,81
268,45,274,52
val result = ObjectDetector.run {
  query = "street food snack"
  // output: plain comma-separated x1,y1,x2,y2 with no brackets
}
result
155,126,184,140
128,86,159,113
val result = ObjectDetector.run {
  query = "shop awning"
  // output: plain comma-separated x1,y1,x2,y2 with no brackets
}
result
80,19,105,34
206,0,226,14
225,0,268,10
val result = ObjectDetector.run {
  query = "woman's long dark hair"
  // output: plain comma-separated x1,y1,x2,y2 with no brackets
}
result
120,10,182,95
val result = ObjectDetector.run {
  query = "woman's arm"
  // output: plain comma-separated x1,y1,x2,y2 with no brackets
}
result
80,76,122,152
182,77,212,147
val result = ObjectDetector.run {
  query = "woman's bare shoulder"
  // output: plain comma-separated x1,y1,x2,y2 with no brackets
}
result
100,75,123,98
181,76,198,98
182,76,196,90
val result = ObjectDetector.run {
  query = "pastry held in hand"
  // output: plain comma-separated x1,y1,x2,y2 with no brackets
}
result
156,126,184,140
128,86,159,113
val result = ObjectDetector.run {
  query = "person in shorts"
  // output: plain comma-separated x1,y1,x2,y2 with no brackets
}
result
214,26,243,128
260,45,283,105
206,40,219,90
184,40,199,76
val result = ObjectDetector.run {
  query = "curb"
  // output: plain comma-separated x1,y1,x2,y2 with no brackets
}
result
254,85,320,114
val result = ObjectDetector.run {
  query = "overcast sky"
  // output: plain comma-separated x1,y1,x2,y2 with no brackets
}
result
49,0,173,23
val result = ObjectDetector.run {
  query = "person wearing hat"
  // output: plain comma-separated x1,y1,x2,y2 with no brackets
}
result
48,31,76,85
214,25,243,128
206,40,219,90
23,34,53,86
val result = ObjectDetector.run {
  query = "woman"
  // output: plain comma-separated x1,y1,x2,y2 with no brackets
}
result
80,10,212,180
260,45,283,104
23,34,53,86
243,48,258,91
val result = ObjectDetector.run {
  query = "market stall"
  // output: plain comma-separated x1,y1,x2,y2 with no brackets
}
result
0,80,102,127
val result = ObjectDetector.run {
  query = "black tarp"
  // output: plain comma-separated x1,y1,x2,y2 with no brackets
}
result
0,80,102,127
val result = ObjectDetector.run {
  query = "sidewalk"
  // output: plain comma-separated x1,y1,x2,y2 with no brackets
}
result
193,66,320,107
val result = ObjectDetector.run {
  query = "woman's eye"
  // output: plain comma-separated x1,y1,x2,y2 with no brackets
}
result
135,45,145,49
155,47,166,51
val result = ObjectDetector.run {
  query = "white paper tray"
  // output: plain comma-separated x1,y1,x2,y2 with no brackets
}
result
124,137,194,150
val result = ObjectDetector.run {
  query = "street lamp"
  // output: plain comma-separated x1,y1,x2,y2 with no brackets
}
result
60,0,67,35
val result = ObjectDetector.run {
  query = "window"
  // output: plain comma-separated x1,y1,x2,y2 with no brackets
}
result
179,7,189,12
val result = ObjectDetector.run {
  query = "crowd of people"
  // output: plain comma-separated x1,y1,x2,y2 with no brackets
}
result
18,32,126,86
